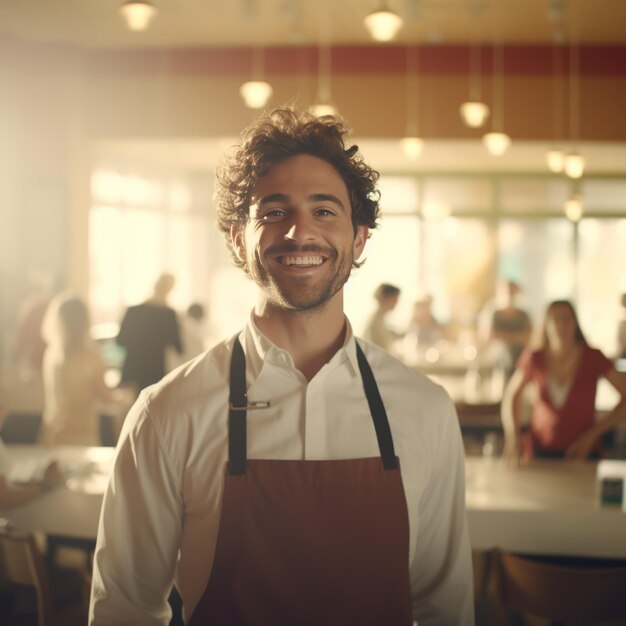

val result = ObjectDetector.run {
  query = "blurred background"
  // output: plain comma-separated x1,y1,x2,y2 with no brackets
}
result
1,0,625,419
2,4,626,624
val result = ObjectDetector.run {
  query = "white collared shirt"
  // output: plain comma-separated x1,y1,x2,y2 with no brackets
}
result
90,316,474,626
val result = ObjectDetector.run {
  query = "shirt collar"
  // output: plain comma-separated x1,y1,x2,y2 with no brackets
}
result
241,311,360,381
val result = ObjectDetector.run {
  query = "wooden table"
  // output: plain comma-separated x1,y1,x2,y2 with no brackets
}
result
3,447,625,560
0,446,115,540
466,457,626,559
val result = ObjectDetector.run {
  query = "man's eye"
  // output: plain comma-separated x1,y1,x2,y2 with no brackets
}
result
260,209,285,220
315,207,335,217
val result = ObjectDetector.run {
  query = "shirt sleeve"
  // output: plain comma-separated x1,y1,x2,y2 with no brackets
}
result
589,347,614,377
411,399,475,626
89,397,183,626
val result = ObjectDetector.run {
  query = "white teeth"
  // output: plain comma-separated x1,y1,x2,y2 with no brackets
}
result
282,256,324,266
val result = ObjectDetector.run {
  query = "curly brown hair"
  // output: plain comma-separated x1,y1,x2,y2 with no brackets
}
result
215,107,380,270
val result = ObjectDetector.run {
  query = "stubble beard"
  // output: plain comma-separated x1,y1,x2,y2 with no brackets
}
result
247,245,354,313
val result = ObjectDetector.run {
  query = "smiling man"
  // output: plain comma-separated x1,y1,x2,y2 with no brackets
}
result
89,108,474,626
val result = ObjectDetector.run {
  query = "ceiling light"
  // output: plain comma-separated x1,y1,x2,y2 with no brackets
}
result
564,194,583,222
459,101,490,128
460,37,489,128
483,10,511,157
400,137,424,160
239,81,273,109
364,6,404,42
309,103,338,117
482,131,511,156
310,39,337,118
546,148,565,173
119,1,157,31
402,47,424,160
564,152,585,178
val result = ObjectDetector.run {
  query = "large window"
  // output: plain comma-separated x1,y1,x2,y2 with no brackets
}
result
90,167,213,326
578,218,626,353
89,166,626,357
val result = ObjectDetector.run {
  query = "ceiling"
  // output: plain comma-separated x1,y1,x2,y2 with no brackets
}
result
5,1,626,175
94,138,626,175
1,0,626,49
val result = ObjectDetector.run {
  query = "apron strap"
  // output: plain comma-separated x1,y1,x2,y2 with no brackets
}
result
355,342,398,470
228,336,398,474
228,336,247,476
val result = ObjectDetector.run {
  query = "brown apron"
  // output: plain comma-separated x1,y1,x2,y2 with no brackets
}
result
187,338,413,626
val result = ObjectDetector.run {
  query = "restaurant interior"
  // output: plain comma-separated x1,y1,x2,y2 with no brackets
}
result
1,1,626,624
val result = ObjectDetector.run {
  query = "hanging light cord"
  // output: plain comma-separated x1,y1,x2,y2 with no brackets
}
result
492,2,504,131
316,0,332,103
405,45,419,135
552,41,564,144
469,39,482,102
568,3,580,146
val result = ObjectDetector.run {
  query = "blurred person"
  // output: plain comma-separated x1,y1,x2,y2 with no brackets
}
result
478,279,532,380
502,300,626,462
362,283,404,353
408,294,444,349
177,303,209,365
90,108,473,626
116,272,183,396
12,269,64,377
40,294,117,446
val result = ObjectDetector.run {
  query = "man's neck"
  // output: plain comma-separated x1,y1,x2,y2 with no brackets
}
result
253,295,347,381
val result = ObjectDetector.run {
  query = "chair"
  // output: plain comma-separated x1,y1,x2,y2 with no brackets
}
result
0,414,42,444
493,549,626,626
0,519,89,626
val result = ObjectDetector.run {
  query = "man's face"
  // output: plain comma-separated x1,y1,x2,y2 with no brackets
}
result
232,154,368,312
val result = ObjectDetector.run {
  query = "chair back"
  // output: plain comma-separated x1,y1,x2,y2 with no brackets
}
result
0,518,54,626
493,549,626,625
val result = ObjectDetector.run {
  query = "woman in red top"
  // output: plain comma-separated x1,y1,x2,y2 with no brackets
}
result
502,300,626,461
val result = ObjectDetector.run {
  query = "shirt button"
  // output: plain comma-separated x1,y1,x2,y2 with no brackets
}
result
277,354,287,365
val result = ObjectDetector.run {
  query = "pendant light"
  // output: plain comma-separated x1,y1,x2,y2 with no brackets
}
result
546,149,565,173
401,46,424,160
459,36,489,128
239,47,273,109
119,1,157,31
564,3,585,179
240,81,273,109
564,193,584,222
364,2,404,42
546,36,565,172
482,8,510,156
310,37,337,117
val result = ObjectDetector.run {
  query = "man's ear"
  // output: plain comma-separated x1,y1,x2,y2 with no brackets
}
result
353,225,368,261
230,224,245,263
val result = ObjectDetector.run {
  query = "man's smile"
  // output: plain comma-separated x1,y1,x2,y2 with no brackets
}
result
276,255,327,267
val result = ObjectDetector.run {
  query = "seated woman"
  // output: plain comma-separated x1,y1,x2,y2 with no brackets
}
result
501,300,626,461
40,294,115,446
0,443,62,509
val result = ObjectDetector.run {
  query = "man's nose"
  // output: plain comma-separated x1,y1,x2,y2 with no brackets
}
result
284,214,316,243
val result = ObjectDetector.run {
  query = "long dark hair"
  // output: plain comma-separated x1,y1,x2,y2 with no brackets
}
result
534,299,587,350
